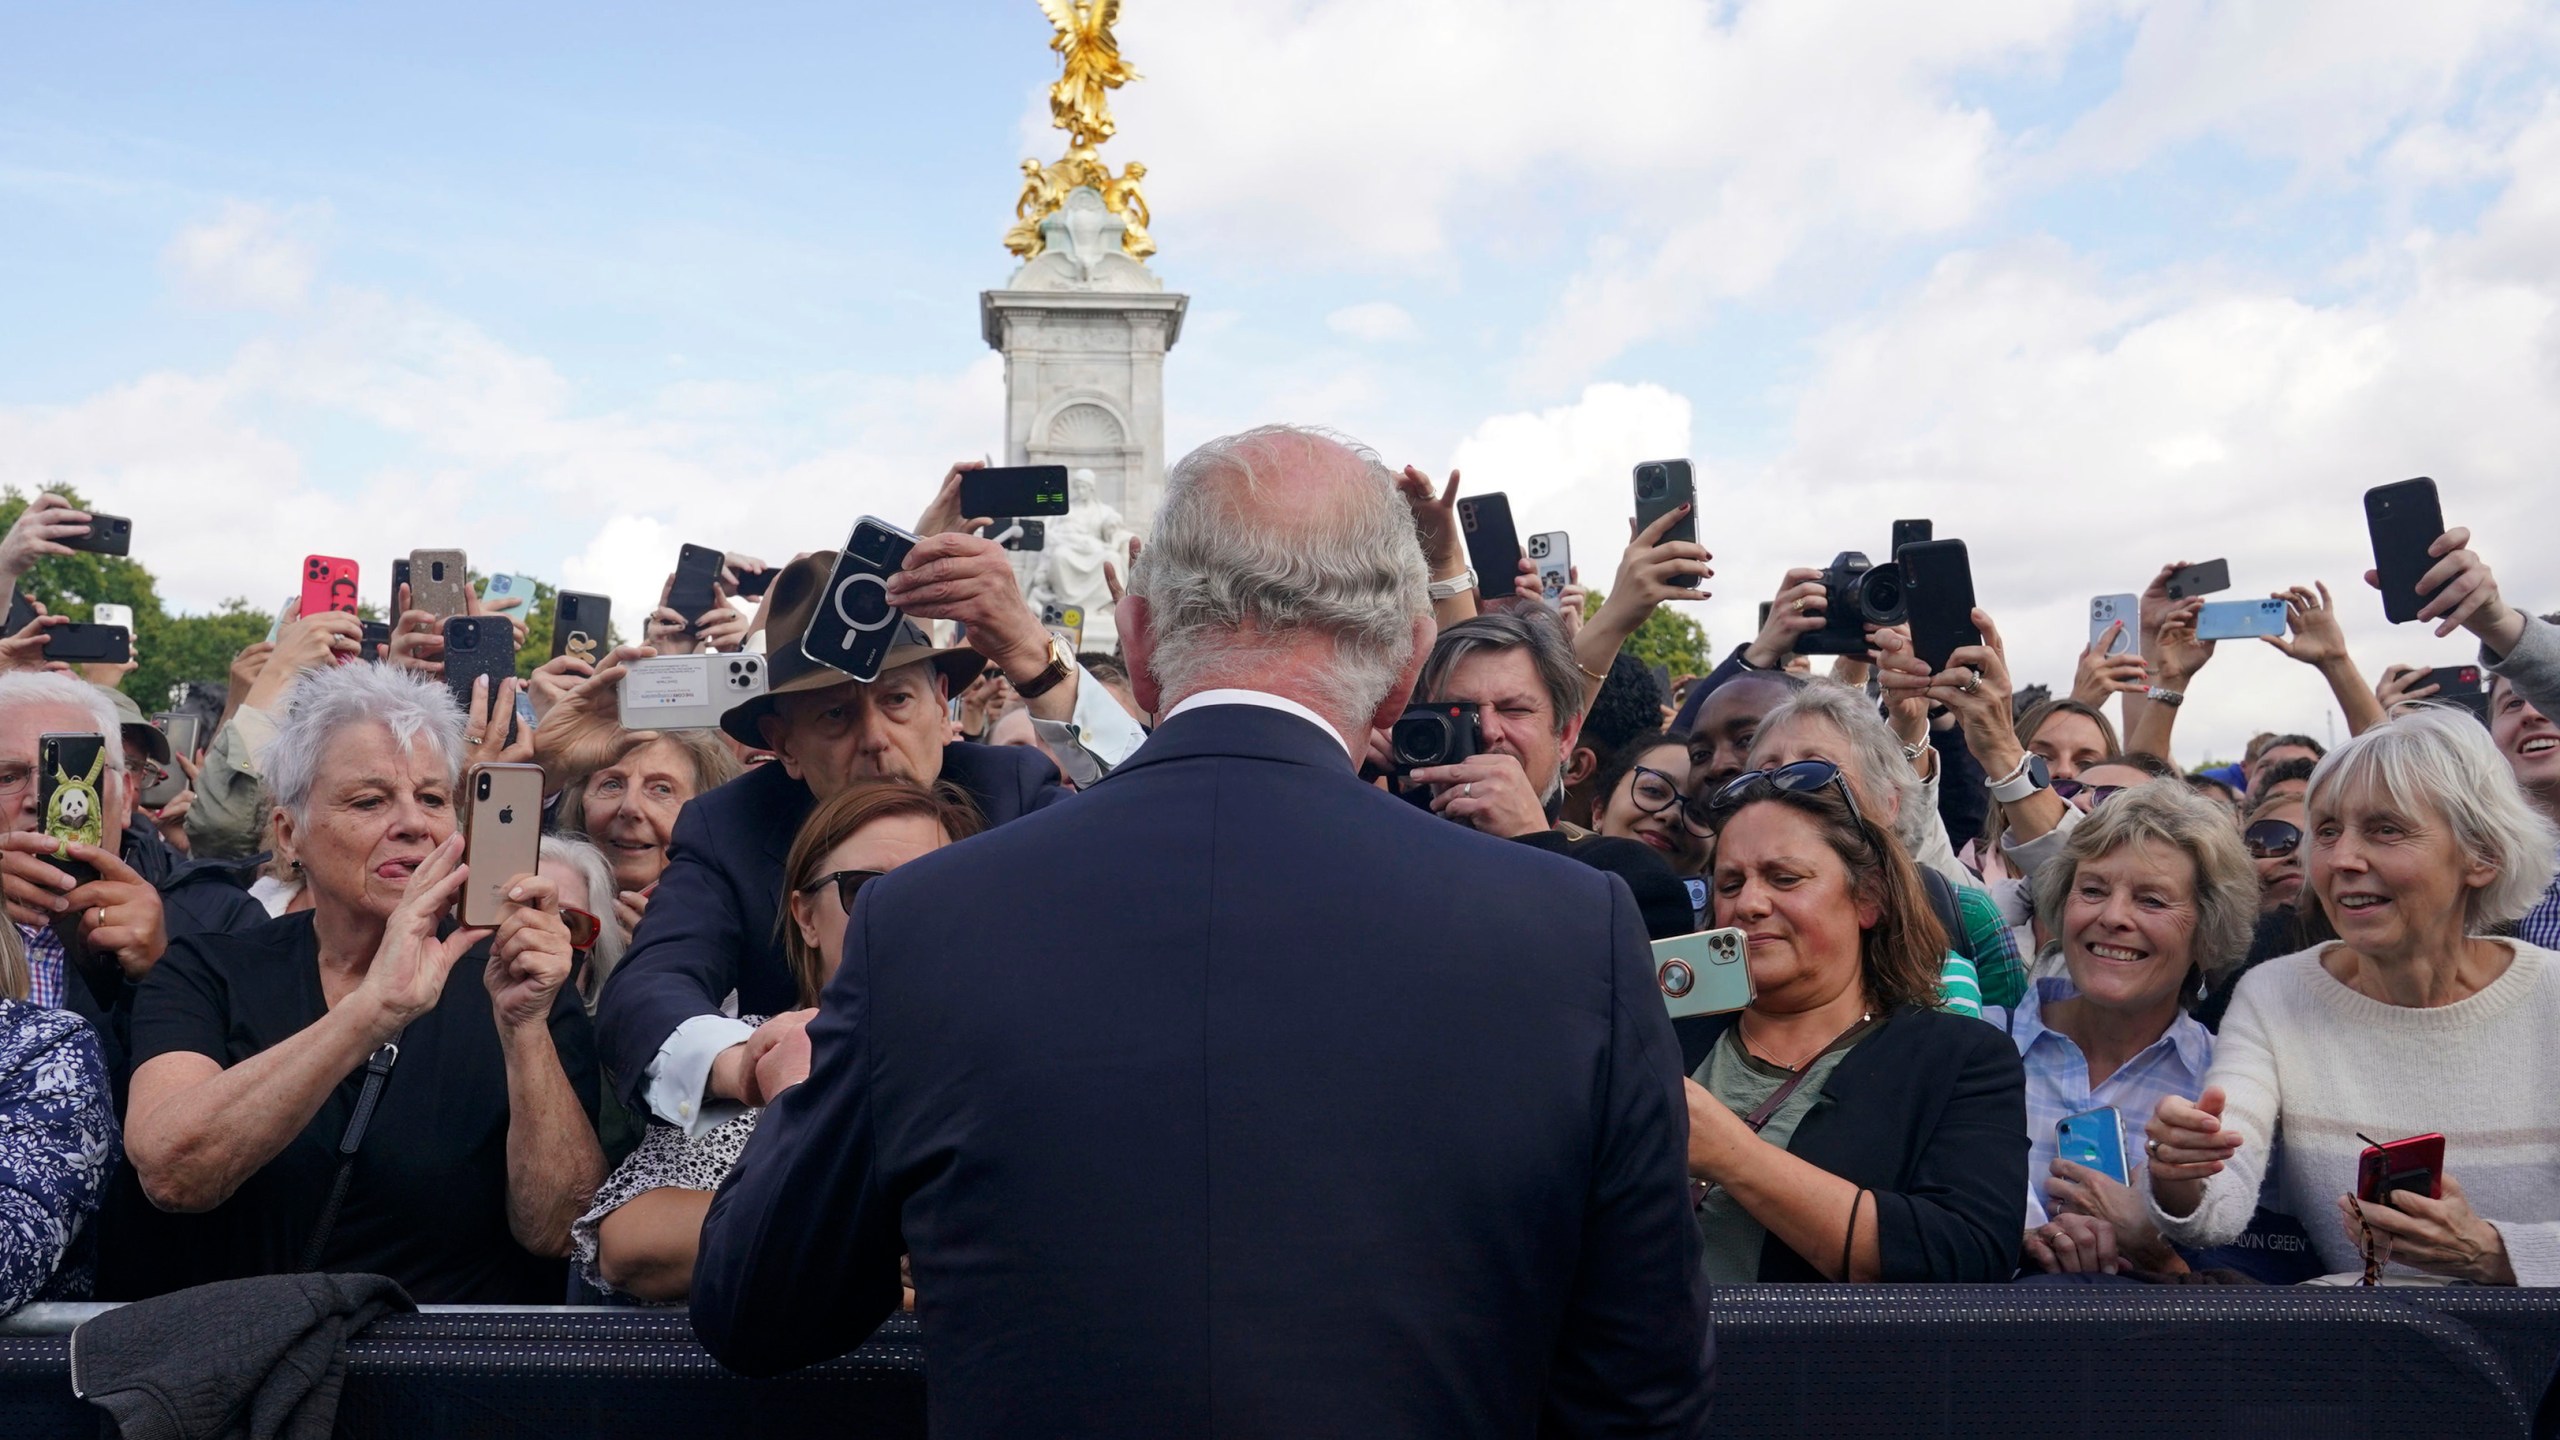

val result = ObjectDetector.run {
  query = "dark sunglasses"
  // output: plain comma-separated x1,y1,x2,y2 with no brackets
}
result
2244,818,2302,860
2050,778,2129,809
1705,759,1871,837
800,868,887,912
560,906,602,952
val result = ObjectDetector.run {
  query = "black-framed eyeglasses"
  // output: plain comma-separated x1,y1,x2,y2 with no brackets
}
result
1626,765,1690,820
800,869,887,912
1705,759,1871,839
2244,818,2302,860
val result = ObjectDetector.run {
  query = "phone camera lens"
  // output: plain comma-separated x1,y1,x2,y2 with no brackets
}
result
476,774,491,800
1636,465,1667,499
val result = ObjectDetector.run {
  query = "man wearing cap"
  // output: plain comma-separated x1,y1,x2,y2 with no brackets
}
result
596,527,1145,1135
98,684,265,946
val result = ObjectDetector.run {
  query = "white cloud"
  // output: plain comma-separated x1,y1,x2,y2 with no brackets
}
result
1325,302,1420,343
1447,382,1696,582
161,200,325,309
2053,0,2549,174
1674,105,2560,761
5,227,1005,633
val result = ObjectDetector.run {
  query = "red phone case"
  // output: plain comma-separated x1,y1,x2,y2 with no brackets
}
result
301,556,361,618
2356,1132,2445,1203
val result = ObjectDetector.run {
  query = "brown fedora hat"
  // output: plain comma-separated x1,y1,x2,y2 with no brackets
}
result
719,550,990,748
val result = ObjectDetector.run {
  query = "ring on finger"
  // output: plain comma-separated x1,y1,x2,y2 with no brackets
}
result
2146,1138,2162,1159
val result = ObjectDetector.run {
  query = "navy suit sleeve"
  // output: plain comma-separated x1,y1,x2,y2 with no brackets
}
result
1540,876,1714,1438
594,797,750,1111
1869,1018,2028,1282
690,882,905,1376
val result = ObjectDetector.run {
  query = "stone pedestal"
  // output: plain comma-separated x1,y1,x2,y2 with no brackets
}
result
979,188,1188,533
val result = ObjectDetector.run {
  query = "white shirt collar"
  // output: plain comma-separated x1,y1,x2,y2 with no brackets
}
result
1162,689,1354,761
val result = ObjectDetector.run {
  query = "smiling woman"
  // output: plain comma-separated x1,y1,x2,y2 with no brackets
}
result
2145,710,2560,1285
1994,782,2256,1278
555,730,742,928
105,663,604,1302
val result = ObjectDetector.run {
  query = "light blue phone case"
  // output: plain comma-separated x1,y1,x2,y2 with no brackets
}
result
2194,597,2288,641
1654,928,1753,1019
2056,1106,2128,1183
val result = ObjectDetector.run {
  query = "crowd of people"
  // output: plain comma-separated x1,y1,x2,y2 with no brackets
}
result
0,428,2551,1421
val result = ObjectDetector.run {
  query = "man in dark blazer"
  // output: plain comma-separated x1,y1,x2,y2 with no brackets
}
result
595,551,1066,1128
693,426,1712,1438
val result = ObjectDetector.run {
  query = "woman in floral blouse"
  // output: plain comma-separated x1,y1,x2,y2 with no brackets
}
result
0,919,118,1314
575,779,977,1302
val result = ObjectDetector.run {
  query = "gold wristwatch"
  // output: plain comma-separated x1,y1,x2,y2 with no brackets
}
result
1014,635,1076,700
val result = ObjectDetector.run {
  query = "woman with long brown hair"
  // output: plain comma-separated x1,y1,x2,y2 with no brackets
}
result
1682,765,2027,1282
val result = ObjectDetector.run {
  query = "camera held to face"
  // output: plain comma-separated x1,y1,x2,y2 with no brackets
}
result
1797,551,1909,656
1389,700,1482,776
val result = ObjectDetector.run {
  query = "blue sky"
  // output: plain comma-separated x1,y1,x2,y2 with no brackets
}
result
6,0,2559,760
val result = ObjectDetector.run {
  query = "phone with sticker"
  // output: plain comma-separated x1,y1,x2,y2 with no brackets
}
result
1528,532,1572,604
619,653,768,731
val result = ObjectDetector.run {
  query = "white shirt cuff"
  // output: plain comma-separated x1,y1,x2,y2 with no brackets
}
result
643,1014,756,1137
1033,662,1149,786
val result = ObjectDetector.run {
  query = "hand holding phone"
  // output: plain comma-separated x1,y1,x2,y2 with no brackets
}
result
2365,479,2445,625
960,464,1072,520
1455,494,1525,606
1632,461,1700,589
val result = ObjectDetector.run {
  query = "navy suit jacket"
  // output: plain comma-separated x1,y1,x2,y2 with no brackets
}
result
691,703,1714,1438
595,743,1065,1108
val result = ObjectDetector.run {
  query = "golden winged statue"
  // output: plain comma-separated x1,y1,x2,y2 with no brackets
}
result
1006,0,1156,261
1037,0,1138,147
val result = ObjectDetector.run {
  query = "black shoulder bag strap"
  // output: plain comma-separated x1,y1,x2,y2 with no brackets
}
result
1739,1012,1884,1133
298,1037,402,1273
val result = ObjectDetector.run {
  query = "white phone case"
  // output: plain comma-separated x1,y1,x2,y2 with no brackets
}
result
618,653,768,731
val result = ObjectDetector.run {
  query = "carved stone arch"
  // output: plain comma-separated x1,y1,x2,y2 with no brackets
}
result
1047,401,1126,449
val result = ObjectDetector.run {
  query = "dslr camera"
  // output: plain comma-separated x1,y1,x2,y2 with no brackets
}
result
1388,700,1481,776
1797,551,1909,657
802,517,919,683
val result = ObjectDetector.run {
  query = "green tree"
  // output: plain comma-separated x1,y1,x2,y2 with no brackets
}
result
129,599,276,711
0,482,168,632
1583,589,1715,679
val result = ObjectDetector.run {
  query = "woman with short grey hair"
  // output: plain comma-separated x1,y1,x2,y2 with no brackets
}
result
2147,710,2560,1284
116,662,603,1301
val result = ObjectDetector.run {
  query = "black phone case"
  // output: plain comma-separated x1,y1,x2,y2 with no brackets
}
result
962,464,1072,519
2163,559,2232,602
61,513,131,557
1632,461,1699,587
669,544,725,624
550,592,611,663
44,623,131,665
1891,519,1933,556
1900,539,1983,673
36,733,107,887
2366,478,2444,625
359,621,392,664
4,591,32,636
441,616,519,717
1457,494,1524,604
801,520,917,683
389,557,412,612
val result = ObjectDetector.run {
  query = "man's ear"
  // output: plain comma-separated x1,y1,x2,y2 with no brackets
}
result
1565,744,1599,788
1364,615,1437,736
1120,596,1163,715
757,713,803,781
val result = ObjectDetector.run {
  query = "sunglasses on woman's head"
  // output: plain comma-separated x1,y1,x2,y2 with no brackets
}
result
1705,759,1871,836
800,869,887,912
2244,818,2302,860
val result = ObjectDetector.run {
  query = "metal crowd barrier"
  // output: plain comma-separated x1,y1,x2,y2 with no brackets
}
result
2,1286,2554,1439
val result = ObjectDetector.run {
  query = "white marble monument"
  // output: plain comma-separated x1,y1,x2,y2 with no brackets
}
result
981,190,1186,538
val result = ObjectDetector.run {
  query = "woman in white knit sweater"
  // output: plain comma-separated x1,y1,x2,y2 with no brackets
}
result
2144,709,2560,1284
